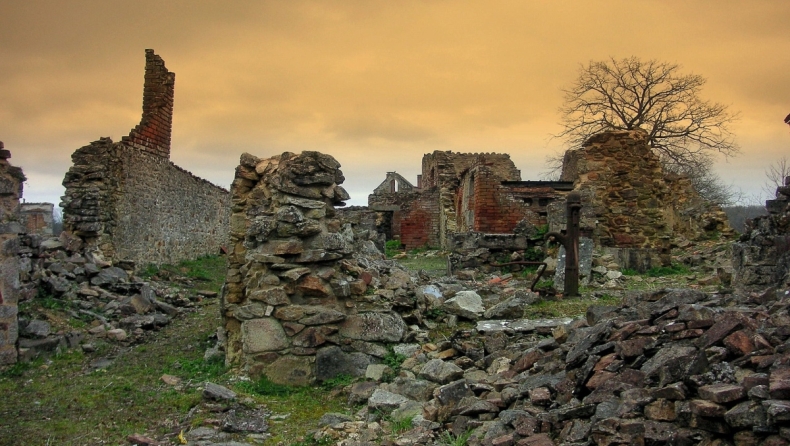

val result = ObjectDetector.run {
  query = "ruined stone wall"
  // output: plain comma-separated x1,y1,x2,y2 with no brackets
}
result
398,190,441,249
334,206,389,251
368,188,441,249
561,130,672,249
458,166,569,234
421,151,520,247
224,151,409,385
560,129,731,252
20,203,53,236
0,144,24,364
733,177,790,290
61,50,229,267
420,151,520,190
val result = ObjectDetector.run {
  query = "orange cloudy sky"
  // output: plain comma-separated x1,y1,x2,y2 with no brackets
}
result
2,0,788,206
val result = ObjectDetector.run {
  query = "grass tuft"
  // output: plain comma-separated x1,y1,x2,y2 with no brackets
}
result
438,429,473,446
235,375,303,397
524,294,622,319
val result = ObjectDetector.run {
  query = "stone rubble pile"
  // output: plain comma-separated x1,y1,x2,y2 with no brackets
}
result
302,287,790,446
14,231,216,359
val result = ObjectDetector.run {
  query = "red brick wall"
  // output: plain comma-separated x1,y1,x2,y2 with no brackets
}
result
121,49,174,159
470,168,530,233
399,190,440,249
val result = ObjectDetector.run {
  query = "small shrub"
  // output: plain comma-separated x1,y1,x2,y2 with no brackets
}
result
167,356,227,381
388,414,415,434
385,240,403,258
140,263,160,279
425,308,445,320
438,430,473,446
534,279,554,290
621,268,638,276
645,263,690,277
320,373,354,390
383,349,407,370
523,247,544,261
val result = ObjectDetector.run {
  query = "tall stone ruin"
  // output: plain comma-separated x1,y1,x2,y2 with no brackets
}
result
0,143,25,364
224,151,409,385
733,176,790,289
61,50,229,267
558,129,733,269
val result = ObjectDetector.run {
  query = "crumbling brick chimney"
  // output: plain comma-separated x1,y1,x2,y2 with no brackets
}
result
121,49,175,159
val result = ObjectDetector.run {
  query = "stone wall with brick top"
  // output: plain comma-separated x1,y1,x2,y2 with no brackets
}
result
733,176,790,290
120,49,174,159
224,151,411,385
60,50,229,267
0,144,24,364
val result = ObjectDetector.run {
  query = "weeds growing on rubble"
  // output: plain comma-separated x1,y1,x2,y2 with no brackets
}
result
438,429,473,446
385,239,403,257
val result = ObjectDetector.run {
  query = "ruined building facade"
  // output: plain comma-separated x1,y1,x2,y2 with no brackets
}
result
361,130,731,270
368,151,573,250
61,50,230,267
0,144,24,364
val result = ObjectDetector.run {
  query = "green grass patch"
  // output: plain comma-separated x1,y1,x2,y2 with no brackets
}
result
166,355,227,382
388,415,415,434
645,263,690,277
397,255,448,274
320,373,354,390
290,435,335,446
0,301,222,445
140,255,227,292
438,429,473,446
385,239,403,258
523,294,623,319
235,375,303,397
233,376,348,444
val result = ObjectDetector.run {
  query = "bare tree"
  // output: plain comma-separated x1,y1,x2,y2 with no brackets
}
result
762,156,790,200
52,207,63,236
665,159,742,207
557,57,740,173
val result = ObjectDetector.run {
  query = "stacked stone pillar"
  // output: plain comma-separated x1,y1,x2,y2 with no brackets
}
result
0,143,25,364
224,151,407,385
